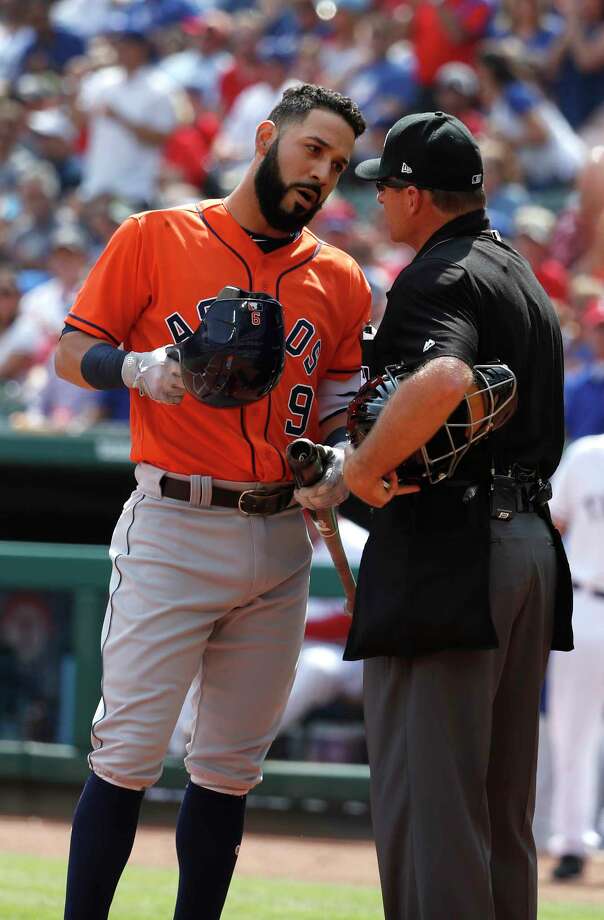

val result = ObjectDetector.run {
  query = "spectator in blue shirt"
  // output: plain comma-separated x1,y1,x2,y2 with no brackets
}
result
565,298,604,440
15,0,85,79
51,0,198,39
338,13,417,163
477,44,585,190
489,0,564,64
480,136,531,240
546,0,604,131
262,0,328,42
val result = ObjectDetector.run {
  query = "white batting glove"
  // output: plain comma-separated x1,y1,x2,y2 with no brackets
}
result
294,445,349,510
121,345,185,405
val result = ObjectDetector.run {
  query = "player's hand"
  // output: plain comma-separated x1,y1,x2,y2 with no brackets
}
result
121,345,185,405
294,445,349,510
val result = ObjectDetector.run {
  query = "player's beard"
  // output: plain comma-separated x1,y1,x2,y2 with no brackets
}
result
255,139,323,233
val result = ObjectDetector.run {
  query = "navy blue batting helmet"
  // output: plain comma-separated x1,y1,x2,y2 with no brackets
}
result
178,286,285,408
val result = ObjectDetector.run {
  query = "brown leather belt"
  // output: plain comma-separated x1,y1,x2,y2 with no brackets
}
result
160,475,295,516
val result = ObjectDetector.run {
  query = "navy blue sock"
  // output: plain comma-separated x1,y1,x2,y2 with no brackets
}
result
173,781,246,920
64,772,144,920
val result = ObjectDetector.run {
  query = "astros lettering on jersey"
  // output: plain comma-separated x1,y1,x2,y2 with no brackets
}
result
67,201,371,480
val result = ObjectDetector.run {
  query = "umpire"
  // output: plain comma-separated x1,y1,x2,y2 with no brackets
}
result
343,112,573,920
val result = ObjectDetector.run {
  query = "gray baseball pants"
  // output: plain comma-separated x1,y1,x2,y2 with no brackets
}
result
89,463,312,794
364,512,557,920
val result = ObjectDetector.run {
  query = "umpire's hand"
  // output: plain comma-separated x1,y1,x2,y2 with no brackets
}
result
294,446,349,510
343,446,419,508
122,345,186,405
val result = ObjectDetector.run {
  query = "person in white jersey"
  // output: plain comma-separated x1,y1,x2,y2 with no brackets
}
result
548,434,604,880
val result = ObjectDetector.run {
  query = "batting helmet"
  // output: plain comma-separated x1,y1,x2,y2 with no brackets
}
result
347,362,518,484
179,286,285,408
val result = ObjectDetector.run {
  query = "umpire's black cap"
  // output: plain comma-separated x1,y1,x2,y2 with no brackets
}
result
355,111,484,192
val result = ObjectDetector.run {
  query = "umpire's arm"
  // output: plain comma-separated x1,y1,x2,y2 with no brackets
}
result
344,356,474,507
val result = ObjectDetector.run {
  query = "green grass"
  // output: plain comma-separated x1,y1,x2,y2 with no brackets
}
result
1,852,602,920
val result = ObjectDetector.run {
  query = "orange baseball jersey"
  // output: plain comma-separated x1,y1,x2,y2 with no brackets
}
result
67,200,371,480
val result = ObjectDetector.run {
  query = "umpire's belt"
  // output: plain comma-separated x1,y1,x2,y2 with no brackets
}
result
160,475,295,515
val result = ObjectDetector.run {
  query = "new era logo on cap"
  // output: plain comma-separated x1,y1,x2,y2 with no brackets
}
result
423,339,435,352
401,162,413,174
472,174,483,185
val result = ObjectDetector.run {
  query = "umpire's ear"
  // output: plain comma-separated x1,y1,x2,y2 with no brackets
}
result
255,120,277,158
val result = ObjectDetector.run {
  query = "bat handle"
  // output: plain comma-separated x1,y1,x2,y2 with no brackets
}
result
286,440,357,617
286,438,328,489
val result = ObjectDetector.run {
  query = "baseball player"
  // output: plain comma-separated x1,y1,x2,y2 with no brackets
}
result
343,112,572,920
54,83,369,920
548,434,604,880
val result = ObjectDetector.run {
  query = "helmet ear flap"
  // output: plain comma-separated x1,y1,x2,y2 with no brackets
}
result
347,361,518,485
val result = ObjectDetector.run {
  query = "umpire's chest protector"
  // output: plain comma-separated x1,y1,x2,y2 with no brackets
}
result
343,485,498,660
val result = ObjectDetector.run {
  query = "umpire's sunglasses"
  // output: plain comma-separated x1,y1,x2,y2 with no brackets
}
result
375,178,413,192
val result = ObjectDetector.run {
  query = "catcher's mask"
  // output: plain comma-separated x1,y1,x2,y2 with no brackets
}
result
347,362,518,484
179,286,285,407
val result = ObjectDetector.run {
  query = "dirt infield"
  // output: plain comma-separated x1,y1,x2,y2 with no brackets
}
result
1,815,604,906
1,814,378,886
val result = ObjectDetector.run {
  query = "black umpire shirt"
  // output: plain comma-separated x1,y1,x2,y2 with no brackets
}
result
344,209,572,660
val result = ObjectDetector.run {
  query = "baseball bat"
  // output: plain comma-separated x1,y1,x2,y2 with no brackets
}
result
286,438,357,616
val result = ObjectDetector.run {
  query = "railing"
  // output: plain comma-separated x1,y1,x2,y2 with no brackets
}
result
0,540,369,803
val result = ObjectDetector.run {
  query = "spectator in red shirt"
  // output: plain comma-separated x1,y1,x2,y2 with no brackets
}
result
162,86,220,189
409,0,495,107
512,204,570,302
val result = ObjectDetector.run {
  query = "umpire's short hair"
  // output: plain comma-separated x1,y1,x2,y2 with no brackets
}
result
268,84,366,138
430,187,486,214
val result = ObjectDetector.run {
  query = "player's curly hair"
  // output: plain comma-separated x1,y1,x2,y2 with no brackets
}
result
268,84,366,138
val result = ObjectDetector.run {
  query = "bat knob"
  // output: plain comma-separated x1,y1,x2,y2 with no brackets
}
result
286,438,316,463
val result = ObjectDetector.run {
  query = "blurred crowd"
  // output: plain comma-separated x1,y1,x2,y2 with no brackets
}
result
0,0,603,436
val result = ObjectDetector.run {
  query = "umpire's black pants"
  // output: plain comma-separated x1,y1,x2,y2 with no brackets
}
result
364,512,556,920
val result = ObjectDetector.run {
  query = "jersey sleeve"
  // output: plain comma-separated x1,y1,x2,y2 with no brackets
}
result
66,216,151,346
325,259,372,380
383,259,479,369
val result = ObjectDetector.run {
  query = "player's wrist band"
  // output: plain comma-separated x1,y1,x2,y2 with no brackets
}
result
80,342,128,390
